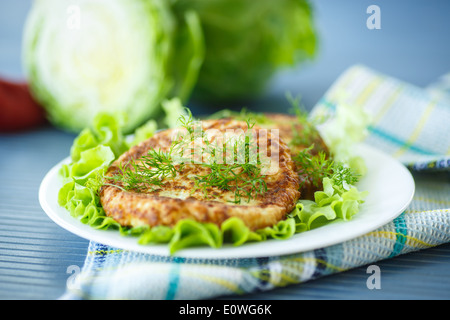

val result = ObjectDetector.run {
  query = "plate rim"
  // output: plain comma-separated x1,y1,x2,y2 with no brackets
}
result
39,143,415,259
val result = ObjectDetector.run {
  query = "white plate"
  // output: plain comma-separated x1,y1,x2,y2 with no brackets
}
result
39,144,415,259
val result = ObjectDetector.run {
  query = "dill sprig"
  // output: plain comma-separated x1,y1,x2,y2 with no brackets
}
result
110,111,269,204
286,93,321,148
193,162,267,204
109,110,197,193
192,121,268,203
110,145,182,192
293,145,360,189
177,108,195,136
331,163,360,190
293,145,334,189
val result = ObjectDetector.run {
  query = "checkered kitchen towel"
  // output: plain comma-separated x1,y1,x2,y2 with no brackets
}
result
62,65,450,300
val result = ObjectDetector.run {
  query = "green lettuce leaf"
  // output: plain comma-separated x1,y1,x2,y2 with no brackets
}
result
221,217,263,246
296,177,368,230
70,113,129,162
127,119,158,147
67,145,115,185
162,98,189,129
58,181,121,230
313,93,372,175
168,220,222,254
59,113,128,231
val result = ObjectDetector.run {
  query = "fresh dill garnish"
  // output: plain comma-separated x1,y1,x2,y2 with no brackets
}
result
293,145,334,188
293,145,360,189
110,144,183,192
192,161,267,204
191,119,267,204
286,92,321,149
85,170,106,193
330,163,360,190
177,107,195,136
110,111,269,204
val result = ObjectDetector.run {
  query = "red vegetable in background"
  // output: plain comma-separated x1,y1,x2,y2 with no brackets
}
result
0,77,47,132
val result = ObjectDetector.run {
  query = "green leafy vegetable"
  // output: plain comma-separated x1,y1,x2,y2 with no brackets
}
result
127,119,158,147
24,0,203,133
293,146,334,189
111,145,182,193
293,145,361,191
314,93,372,175
172,0,317,101
190,120,269,204
58,181,121,230
58,114,126,231
169,220,222,254
296,177,368,230
65,145,115,185
110,112,268,204
70,113,129,162
287,93,324,149
162,98,189,129
221,217,262,246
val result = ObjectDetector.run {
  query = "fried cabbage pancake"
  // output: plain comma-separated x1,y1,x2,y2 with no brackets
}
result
99,119,301,231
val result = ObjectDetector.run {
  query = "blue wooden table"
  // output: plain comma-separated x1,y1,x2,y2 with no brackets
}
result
1,1,450,300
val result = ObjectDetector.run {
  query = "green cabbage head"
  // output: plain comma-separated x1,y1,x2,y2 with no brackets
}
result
173,0,317,102
23,0,204,133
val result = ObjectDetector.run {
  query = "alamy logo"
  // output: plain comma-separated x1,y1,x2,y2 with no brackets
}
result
66,265,81,290
366,265,381,289
367,5,381,30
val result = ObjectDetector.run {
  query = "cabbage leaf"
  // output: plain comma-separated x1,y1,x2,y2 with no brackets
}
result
24,0,203,133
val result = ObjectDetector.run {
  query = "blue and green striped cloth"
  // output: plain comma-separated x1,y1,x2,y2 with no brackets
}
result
62,65,450,300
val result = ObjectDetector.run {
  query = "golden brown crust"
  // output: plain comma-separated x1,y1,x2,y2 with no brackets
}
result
100,119,301,231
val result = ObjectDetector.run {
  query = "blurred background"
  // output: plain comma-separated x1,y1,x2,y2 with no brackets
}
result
1,0,450,128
